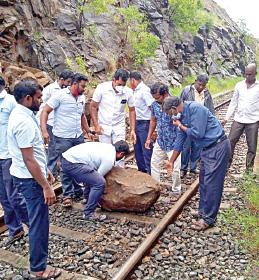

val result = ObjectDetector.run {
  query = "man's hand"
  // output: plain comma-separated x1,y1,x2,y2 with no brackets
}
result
130,130,137,144
43,184,56,206
165,160,174,176
145,138,151,149
47,169,55,184
42,130,49,145
221,119,227,127
95,125,104,135
172,120,181,127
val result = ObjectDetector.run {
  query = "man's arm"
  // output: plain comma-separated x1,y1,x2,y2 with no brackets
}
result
128,106,136,144
21,147,56,205
145,116,157,149
223,86,239,125
97,159,114,177
40,104,53,144
81,113,91,136
90,100,103,135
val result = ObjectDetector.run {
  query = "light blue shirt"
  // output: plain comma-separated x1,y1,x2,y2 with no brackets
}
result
133,82,154,120
47,88,85,138
7,104,47,178
0,90,16,159
62,142,116,176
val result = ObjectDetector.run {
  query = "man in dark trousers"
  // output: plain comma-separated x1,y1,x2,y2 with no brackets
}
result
179,74,214,178
61,141,130,221
8,81,61,279
222,63,259,172
129,71,154,174
0,77,29,247
163,96,230,231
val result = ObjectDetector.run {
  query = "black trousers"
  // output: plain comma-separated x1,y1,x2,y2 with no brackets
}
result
228,120,259,170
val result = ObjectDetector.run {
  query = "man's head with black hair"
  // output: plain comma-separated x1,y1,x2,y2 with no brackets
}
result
162,96,184,117
150,82,169,104
194,73,209,93
0,76,5,92
129,71,142,90
13,80,43,111
112,69,129,94
58,69,74,88
70,73,88,97
114,140,130,161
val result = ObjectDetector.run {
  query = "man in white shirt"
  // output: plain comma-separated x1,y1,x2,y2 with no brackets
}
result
8,80,60,279
90,69,136,152
38,70,73,179
0,77,29,247
61,140,130,221
129,71,154,174
222,63,259,171
41,73,92,207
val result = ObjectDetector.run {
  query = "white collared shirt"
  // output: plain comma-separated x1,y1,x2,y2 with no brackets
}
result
7,104,47,178
92,81,135,135
38,81,61,126
225,80,259,124
0,90,16,159
47,88,85,138
62,142,116,176
133,81,154,120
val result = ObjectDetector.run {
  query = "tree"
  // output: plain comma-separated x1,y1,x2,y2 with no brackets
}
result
169,0,212,34
114,5,160,66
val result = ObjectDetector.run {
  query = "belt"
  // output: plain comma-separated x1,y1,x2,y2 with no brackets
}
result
203,134,227,151
136,120,150,123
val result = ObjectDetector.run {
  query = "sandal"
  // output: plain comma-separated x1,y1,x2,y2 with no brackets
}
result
62,197,73,208
191,219,212,231
30,268,61,279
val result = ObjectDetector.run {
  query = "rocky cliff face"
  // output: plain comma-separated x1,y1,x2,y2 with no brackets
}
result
0,0,255,86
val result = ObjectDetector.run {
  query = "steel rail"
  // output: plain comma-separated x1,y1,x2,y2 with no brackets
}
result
112,98,231,280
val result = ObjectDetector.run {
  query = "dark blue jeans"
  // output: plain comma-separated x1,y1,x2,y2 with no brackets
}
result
61,157,105,217
199,139,230,225
181,136,201,172
54,134,84,198
12,177,49,272
0,159,29,236
134,120,153,174
47,125,59,177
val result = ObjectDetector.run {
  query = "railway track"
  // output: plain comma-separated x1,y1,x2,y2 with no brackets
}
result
0,97,233,280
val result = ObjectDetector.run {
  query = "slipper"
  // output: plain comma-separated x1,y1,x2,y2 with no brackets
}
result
62,197,72,208
30,268,61,279
191,219,212,231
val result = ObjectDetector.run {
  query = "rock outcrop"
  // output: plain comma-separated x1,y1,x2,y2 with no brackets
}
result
100,167,160,212
0,0,255,86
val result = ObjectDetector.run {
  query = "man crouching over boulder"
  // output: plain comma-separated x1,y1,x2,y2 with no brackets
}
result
61,140,130,221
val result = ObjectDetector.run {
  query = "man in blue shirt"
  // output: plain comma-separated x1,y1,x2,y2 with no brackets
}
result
41,73,92,208
61,140,130,221
0,77,29,247
163,97,230,230
145,83,181,195
8,81,61,279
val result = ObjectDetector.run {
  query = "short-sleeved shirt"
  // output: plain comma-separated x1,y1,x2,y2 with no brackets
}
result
151,101,177,152
38,81,61,126
7,104,47,178
62,142,116,176
133,82,154,120
47,88,85,138
0,90,17,159
92,81,135,135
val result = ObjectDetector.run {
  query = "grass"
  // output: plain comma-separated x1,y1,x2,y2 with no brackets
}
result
219,174,259,255
170,75,244,96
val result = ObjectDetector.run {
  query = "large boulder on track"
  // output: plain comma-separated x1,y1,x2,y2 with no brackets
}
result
100,167,160,212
